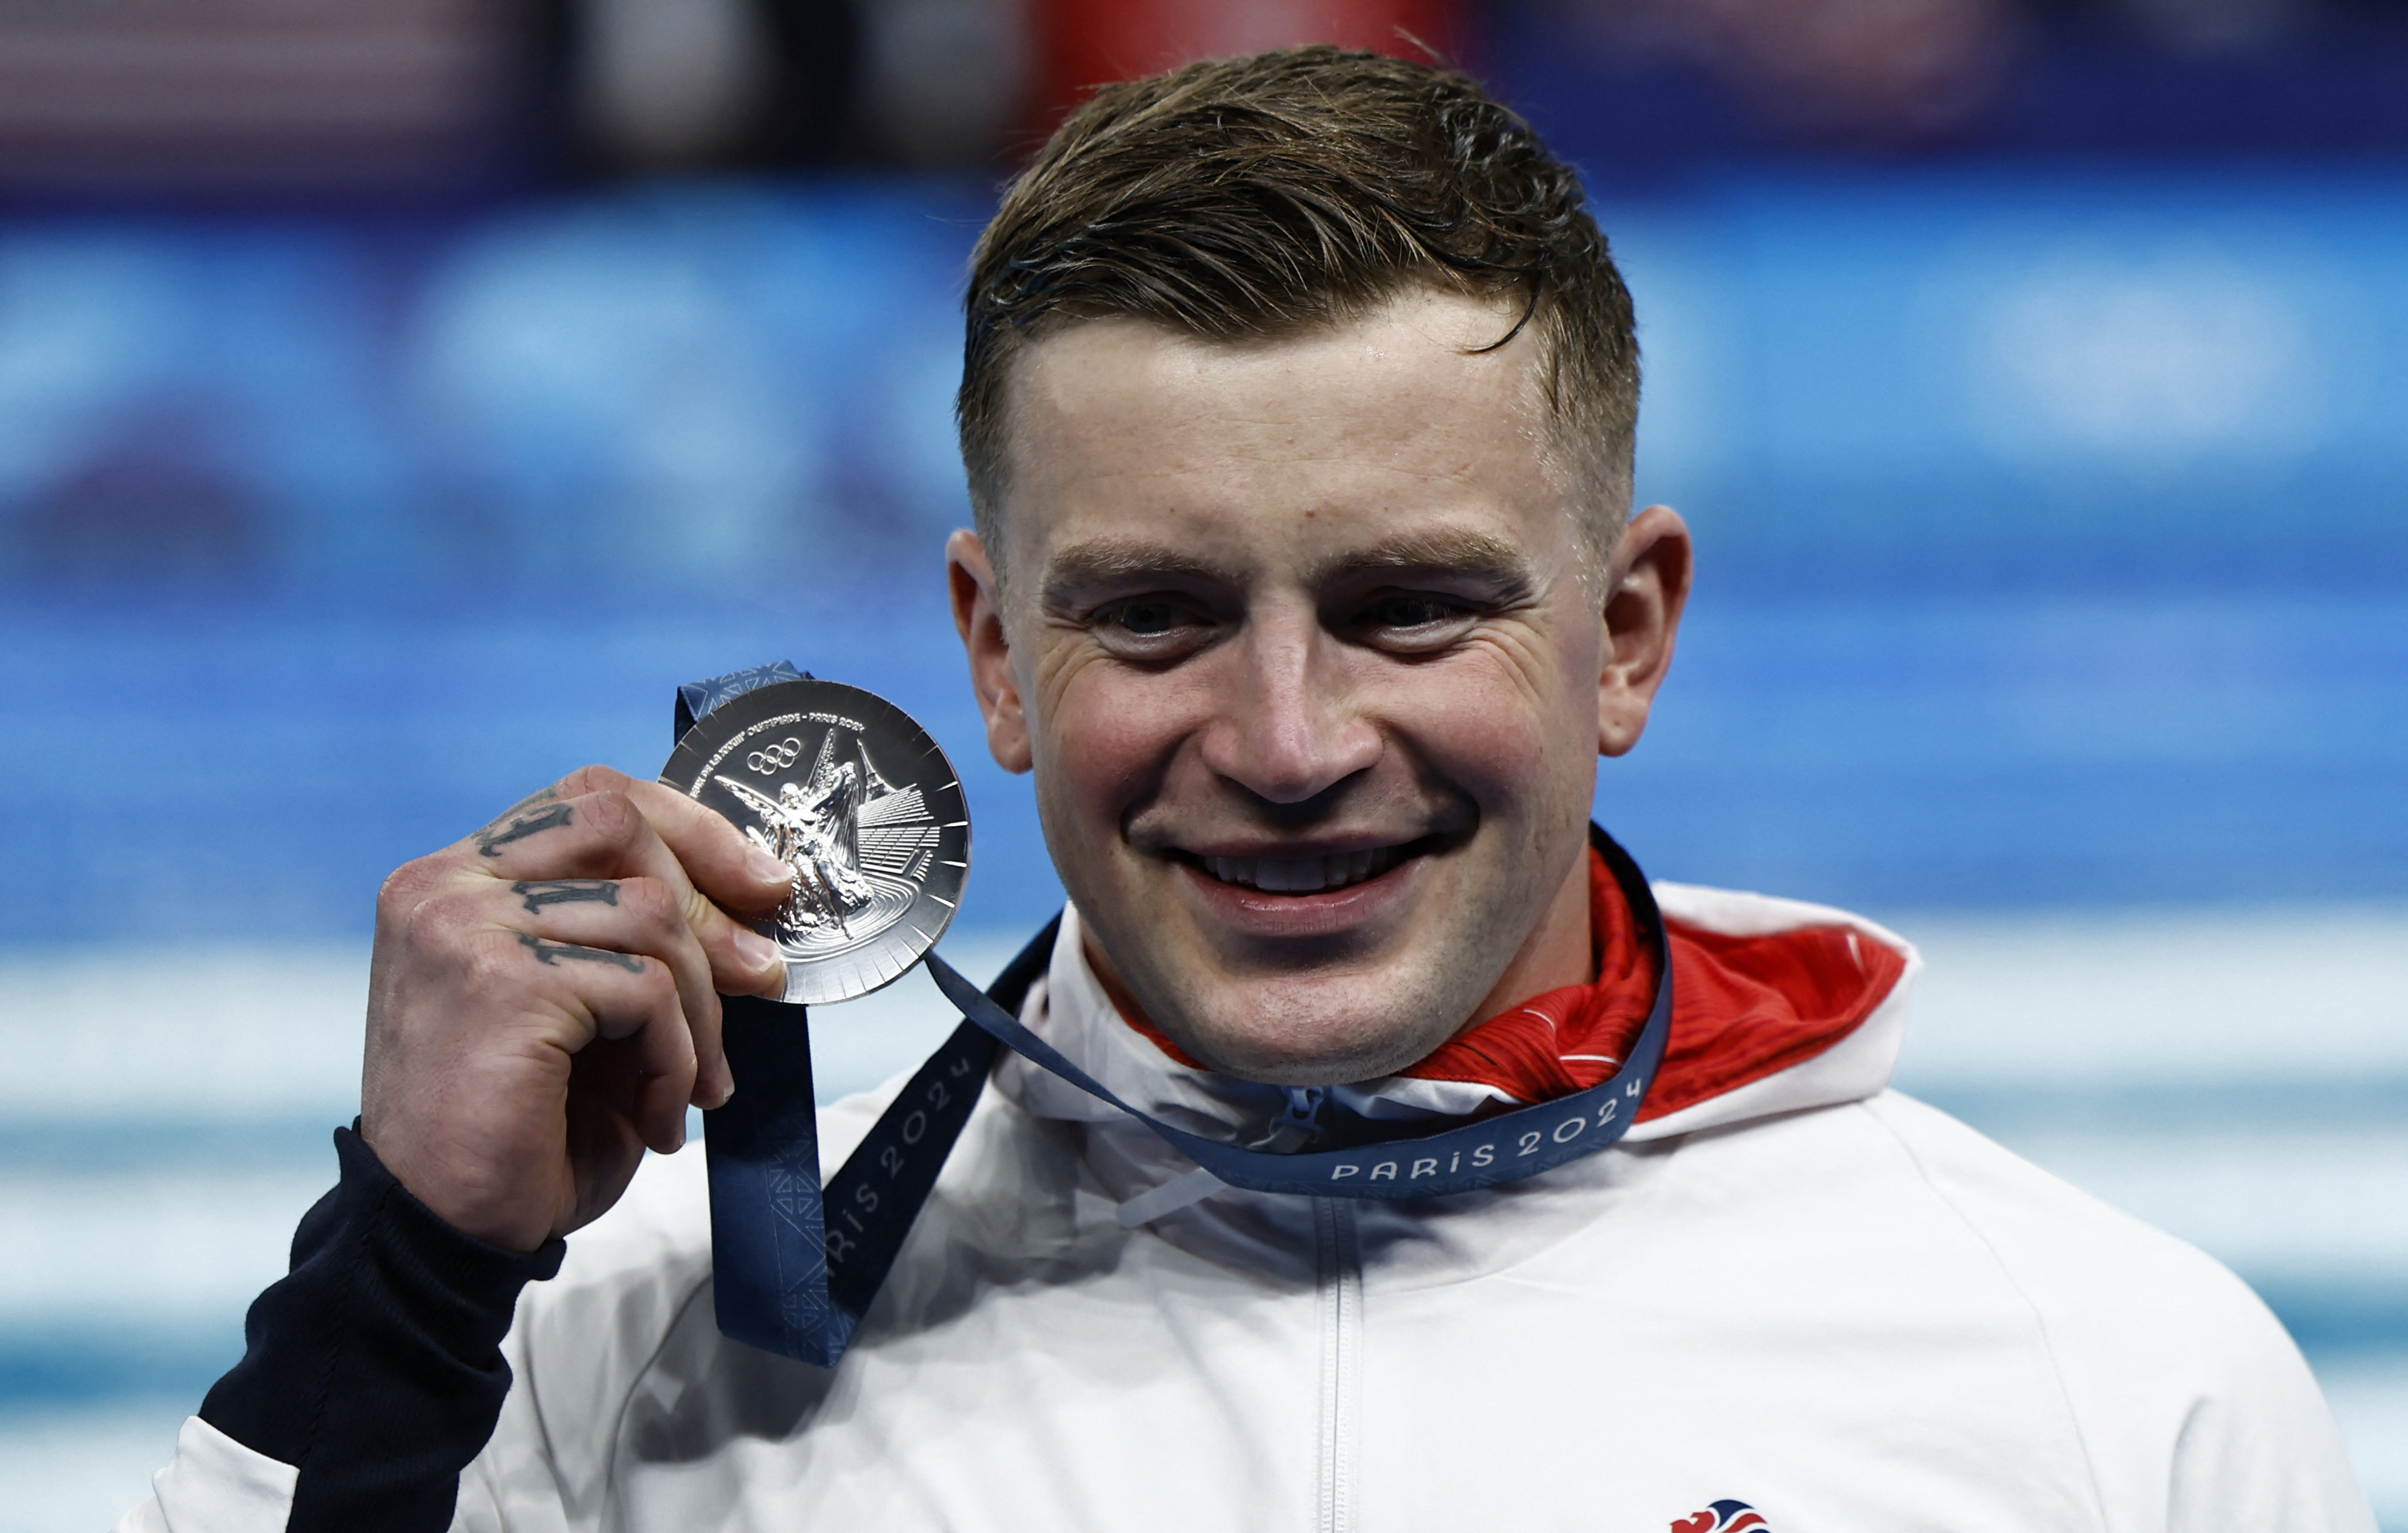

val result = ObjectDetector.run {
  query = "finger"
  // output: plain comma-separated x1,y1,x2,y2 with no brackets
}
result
475,802,721,1023
595,766,797,914
617,774,796,1004
564,1032,697,1193
504,875,784,1109
505,768,792,1005
470,786,750,1104
502,873,727,1078
513,933,694,1154
466,768,784,909
466,781,584,863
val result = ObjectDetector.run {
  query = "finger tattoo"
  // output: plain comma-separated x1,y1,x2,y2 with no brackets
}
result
477,802,574,857
518,933,644,973
512,879,619,915
492,786,558,821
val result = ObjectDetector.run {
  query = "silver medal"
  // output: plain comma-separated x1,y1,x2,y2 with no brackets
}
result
661,678,969,1006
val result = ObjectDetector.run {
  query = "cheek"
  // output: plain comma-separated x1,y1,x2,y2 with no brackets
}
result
1415,686,1549,802
1385,637,1594,817
1030,651,1204,831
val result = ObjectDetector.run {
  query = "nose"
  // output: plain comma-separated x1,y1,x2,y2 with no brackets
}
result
1196,611,1382,805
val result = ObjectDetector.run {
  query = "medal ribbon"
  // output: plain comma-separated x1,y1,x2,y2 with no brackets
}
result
688,671,1675,1368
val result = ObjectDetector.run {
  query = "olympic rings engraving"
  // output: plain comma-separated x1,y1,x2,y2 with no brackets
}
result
746,737,804,775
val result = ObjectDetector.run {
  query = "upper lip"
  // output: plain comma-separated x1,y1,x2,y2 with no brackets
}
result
1165,833,1445,894
1163,833,1425,862
1187,843,1419,894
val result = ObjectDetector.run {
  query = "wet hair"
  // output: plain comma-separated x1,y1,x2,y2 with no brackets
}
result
956,44,1640,575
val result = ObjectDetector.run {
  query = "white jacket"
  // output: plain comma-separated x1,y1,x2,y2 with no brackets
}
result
124,883,2375,1533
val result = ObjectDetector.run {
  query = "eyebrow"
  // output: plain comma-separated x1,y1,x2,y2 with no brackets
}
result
1038,526,1539,612
1304,528,1537,596
1041,538,1239,612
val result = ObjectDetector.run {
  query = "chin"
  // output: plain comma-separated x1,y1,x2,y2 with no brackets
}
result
1163,968,1464,1086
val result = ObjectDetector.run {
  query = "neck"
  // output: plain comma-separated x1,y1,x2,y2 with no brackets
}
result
1457,841,1595,1037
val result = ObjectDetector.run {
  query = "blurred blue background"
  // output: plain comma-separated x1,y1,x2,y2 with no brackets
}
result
8,168,2406,937
0,0,2403,1524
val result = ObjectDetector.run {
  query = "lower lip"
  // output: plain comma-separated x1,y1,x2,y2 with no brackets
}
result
1173,853,1423,939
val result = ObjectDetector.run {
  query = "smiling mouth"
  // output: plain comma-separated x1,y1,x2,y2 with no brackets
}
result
1184,838,1434,895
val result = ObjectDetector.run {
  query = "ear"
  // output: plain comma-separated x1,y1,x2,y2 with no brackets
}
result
948,530,1034,774
1597,505,1693,759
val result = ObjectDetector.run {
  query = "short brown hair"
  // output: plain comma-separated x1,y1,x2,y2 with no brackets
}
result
956,46,1640,572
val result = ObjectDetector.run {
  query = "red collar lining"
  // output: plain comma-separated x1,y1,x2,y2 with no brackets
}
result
1114,847,1903,1122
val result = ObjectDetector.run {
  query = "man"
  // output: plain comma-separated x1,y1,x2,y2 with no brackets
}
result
123,48,2370,1533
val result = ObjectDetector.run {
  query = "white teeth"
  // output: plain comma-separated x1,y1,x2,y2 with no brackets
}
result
1257,858,1325,892
1200,845,1403,892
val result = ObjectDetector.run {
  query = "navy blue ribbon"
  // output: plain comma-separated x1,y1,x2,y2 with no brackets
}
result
673,659,807,741
689,670,1674,1367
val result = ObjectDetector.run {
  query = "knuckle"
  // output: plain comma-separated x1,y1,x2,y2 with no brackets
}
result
695,816,750,866
625,955,676,1011
619,876,681,934
583,789,641,846
377,863,418,907
426,886,511,948
459,931,526,996
558,762,627,798
403,886,470,940
375,857,441,923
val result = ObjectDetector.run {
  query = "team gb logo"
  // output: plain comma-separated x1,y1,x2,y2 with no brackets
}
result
1670,1501,1767,1533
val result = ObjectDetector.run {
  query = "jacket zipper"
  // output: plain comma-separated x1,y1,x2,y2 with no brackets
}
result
1312,1196,1362,1533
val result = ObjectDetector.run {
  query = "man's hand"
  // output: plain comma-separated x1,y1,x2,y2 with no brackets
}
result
359,765,794,1252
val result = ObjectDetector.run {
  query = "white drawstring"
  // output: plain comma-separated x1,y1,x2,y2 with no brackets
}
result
1114,1166,1226,1229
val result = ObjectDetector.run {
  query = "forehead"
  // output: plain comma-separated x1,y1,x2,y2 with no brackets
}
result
995,289,1575,584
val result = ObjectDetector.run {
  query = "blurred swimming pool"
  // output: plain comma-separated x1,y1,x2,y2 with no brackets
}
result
3,916,2403,1529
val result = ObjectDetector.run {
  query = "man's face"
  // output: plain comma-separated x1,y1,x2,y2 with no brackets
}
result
952,289,1683,1084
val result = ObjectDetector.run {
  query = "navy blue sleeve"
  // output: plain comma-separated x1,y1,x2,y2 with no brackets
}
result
199,1126,565,1533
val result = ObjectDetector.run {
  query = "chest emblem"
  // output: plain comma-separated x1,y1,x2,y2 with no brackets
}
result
1671,1502,1767,1533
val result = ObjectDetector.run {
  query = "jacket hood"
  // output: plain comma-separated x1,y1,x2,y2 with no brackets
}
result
1627,881,1919,1142
993,877,1920,1152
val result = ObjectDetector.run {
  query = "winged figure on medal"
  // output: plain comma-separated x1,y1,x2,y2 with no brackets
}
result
714,728,941,958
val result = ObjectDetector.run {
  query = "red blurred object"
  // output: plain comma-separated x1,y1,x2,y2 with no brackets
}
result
1025,0,1468,142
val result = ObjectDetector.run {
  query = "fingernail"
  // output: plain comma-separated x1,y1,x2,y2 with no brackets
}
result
733,927,781,972
711,1068,736,1107
745,848,795,886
